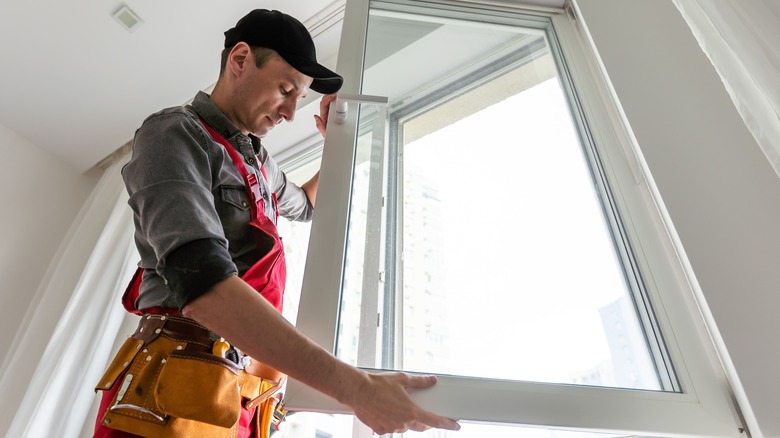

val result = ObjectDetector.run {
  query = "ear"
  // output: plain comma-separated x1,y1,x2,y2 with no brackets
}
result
226,42,252,78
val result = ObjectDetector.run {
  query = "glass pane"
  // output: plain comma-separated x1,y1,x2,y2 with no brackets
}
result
335,2,666,392
278,158,321,325
398,76,659,389
338,104,388,367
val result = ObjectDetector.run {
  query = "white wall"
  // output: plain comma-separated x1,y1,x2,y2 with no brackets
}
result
575,1,780,436
0,123,99,432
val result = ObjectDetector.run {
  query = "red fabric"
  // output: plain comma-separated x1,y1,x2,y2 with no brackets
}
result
199,119,286,311
120,268,144,316
95,122,286,436
243,214,286,312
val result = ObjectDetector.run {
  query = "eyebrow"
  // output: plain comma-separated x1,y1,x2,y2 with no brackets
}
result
288,85,308,101
282,75,308,99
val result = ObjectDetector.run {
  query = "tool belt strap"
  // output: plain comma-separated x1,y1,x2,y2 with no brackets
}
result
133,314,215,351
135,314,287,393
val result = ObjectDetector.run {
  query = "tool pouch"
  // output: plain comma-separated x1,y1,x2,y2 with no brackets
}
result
155,349,241,427
95,315,240,436
95,314,287,437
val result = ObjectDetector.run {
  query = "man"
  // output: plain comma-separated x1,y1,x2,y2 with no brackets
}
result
93,8,460,438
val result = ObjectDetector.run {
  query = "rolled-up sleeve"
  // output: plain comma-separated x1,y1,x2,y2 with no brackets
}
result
123,111,237,308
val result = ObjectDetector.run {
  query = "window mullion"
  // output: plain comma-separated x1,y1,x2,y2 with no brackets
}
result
381,116,402,369
356,109,390,368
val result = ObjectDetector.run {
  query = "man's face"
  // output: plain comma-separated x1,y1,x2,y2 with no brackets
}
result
234,53,313,137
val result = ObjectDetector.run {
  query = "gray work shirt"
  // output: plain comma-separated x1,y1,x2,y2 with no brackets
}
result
122,91,313,310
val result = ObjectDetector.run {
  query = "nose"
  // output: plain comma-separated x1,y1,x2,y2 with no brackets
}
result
278,98,297,123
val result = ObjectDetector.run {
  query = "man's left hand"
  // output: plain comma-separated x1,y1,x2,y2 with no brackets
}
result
314,94,338,137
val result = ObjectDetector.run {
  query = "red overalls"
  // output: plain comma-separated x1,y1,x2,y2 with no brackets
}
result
94,121,287,438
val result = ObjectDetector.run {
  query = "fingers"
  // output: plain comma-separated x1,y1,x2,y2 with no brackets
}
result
314,94,338,137
352,372,460,434
403,374,438,390
319,93,336,120
363,405,461,435
405,375,460,430
321,93,338,107
313,114,326,137
408,421,431,432
415,408,461,431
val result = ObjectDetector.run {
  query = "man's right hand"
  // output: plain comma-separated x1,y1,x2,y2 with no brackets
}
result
345,371,461,435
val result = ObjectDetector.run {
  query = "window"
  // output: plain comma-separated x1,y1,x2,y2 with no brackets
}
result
286,0,743,436
277,157,321,326
336,35,666,391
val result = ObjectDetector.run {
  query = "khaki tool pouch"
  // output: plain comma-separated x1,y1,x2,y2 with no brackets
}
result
95,315,287,438
155,349,242,427
95,316,239,437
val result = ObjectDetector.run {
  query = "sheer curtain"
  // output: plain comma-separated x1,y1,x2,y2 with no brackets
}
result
4,153,139,437
672,0,780,178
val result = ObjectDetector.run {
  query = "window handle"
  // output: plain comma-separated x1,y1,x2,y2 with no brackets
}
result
333,93,389,124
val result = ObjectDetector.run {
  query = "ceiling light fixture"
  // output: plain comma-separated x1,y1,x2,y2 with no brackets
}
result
113,4,142,32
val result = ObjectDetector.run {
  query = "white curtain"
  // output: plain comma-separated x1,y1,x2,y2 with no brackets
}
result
4,154,139,437
671,0,780,178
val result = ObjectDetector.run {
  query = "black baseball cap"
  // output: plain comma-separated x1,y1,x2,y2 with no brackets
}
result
224,9,343,94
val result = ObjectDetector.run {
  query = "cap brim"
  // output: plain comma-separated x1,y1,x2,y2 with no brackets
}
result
281,53,343,94
310,76,344,95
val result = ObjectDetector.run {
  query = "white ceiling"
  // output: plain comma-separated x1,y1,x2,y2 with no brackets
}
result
0,0,563,173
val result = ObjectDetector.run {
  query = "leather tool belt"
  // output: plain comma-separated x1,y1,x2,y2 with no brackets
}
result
95,314,286,437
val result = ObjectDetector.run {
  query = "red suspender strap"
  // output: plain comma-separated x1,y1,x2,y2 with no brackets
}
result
199,121,266,222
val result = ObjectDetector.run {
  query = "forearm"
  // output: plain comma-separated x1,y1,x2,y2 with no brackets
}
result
301,171,320,207
181,274,364,405
182,274,460,434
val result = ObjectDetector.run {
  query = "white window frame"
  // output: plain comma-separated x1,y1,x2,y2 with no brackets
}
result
285,0,746,436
